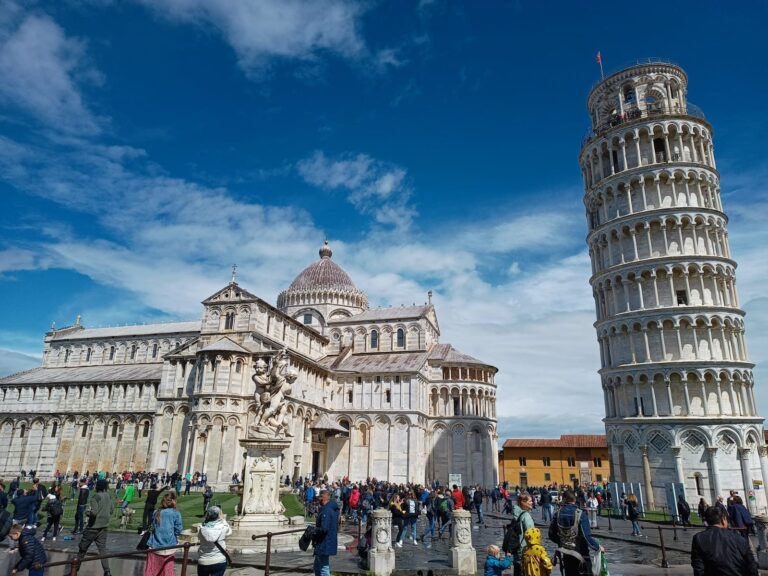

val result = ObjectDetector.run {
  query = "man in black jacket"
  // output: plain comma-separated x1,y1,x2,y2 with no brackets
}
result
691,505,757,576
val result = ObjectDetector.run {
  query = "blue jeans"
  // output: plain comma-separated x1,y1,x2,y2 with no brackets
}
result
631,519,642,535
542,503,554,522
424,515,435,540
475,503,484,524
403,517,417,541
313,554,330,576
75,504,86,532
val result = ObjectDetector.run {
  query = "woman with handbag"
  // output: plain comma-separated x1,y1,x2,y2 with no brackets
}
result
197,506,233,576
143,493,183,576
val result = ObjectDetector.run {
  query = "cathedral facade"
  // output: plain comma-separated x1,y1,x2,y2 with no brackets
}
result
0,242,499,488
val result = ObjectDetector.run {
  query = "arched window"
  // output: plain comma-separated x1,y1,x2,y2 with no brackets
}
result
81,422,88,438
370,330,379,350
51,422,58,438
235,360,242,374
64,349,70,363
111,422,118,437
86,347,92,362
19,424,26,438
359,423,369,446
385,389,391,403
130,345,137,360
396,328,405,348
694,472,703,496
152,343,158,359
225,312,235,330
109,346,115,360
347,390,353,403
142,422,150,437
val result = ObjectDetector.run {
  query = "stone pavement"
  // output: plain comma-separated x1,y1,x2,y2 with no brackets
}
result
3,510,765,575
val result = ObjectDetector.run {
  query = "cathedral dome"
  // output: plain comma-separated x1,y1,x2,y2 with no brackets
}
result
277,241,368,312
288,241,358,292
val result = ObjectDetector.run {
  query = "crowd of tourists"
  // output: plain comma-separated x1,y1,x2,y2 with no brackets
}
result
0,471,230,576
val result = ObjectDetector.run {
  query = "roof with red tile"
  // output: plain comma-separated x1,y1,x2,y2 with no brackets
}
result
503,434,607,449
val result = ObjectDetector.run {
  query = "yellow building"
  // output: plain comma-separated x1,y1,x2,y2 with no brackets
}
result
499,435,610,488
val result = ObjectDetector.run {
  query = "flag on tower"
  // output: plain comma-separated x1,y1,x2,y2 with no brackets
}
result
596,51,604,79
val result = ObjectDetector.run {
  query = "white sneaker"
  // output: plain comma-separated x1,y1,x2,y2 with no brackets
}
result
40,537,45,542
412,539,418,545
52,537,56,542
395,541,403,548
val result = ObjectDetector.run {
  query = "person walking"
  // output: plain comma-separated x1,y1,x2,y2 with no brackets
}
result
389,494,406,547
436,489,453,540
677,494,692,528
727,494,753,539
121,481,136,513
692,505,757,576
313,489,339,576
75,478,113,576
549,490,602,576
197,506,232,576
626,493,641,536
697,498,709,526
586,492,599,528
144,493,183,576
473,485,485,526
41,494,63,542
505,492,535,576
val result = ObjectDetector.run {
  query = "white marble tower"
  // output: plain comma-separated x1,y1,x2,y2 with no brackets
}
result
581,60,768,511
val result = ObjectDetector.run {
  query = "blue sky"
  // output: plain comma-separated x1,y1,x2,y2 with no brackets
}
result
1,0,767,439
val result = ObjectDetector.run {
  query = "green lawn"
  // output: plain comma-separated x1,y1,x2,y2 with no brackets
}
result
12,482,302,532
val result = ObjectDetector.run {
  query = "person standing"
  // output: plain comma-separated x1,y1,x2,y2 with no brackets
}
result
203,486,214,516
505,492,535,576
75,478,113,576
727,495,753,538
139,483,167,534
626,493,641,536
313,489,339,576
451,485,465,510
697,498,709,526
473,485,485,526
73,480,88,535
484,544,513,576
11,490,38,527
121,481,135,512
197,506,232,576
692,505,757,576
540,489,554,523
41,494,63,542
389,493,406,548
144,493,183,576
549,490,602,576
8,524,47,576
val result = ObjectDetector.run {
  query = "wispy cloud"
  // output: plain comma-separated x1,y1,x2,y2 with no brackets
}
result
137,0,366,78
298,151,417,231
0,12,102,135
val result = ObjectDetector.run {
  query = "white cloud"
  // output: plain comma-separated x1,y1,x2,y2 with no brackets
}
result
0,349,40,377
0,13,102,134
138,0,366,78
298,151,417,231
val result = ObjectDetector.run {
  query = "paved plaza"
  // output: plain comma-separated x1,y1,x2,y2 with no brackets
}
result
2,509,747,575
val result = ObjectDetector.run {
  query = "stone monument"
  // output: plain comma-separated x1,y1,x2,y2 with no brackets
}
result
451,509,476,575
754,515,768,568
230,349,299,550
368,508,395,576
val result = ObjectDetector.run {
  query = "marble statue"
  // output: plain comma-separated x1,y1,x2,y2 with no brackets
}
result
249,349,296,439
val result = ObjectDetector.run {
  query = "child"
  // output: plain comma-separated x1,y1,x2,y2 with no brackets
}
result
8,523,48,576
484,544,513,576
522,527,553,576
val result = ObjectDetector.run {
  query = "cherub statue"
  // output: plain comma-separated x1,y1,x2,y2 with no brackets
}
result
249,349,295,438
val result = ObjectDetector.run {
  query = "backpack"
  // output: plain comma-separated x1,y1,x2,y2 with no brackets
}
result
557,508,583,551
502,512,526,555
361,497,371,512
47,498,63,517
0,510,12,541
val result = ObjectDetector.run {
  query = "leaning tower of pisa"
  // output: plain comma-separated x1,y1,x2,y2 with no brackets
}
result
580,60,767,511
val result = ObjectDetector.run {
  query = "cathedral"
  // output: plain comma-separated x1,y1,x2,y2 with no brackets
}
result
0,242,499,488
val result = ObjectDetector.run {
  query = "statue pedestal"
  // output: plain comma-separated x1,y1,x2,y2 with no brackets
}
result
228,437,295,552
754,515,768,568
451,509,477,575
369,509,395,576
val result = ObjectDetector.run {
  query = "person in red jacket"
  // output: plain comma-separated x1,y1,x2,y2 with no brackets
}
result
452,485,464,510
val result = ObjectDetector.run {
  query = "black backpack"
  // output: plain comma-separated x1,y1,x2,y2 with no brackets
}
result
47,498,63,517
502,512,525,555
0,510,12,541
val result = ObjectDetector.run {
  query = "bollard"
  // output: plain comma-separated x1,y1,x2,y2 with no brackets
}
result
607,513,612,531
70,557,80,576
672,523,678,541
358,518,362,541
181,542,191,576
657,526,669,568
265,532,273,576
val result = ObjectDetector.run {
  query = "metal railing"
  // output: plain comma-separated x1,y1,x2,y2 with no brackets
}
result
41,541,192,576
581,102,707,147
251,527,307,576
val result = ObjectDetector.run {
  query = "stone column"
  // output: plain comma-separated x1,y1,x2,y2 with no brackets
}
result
707,447,721,501
671,446,685,487
758,447,768,507
451,509,477,575
640,446,655,508
739,448,756,514
369,508,395,576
